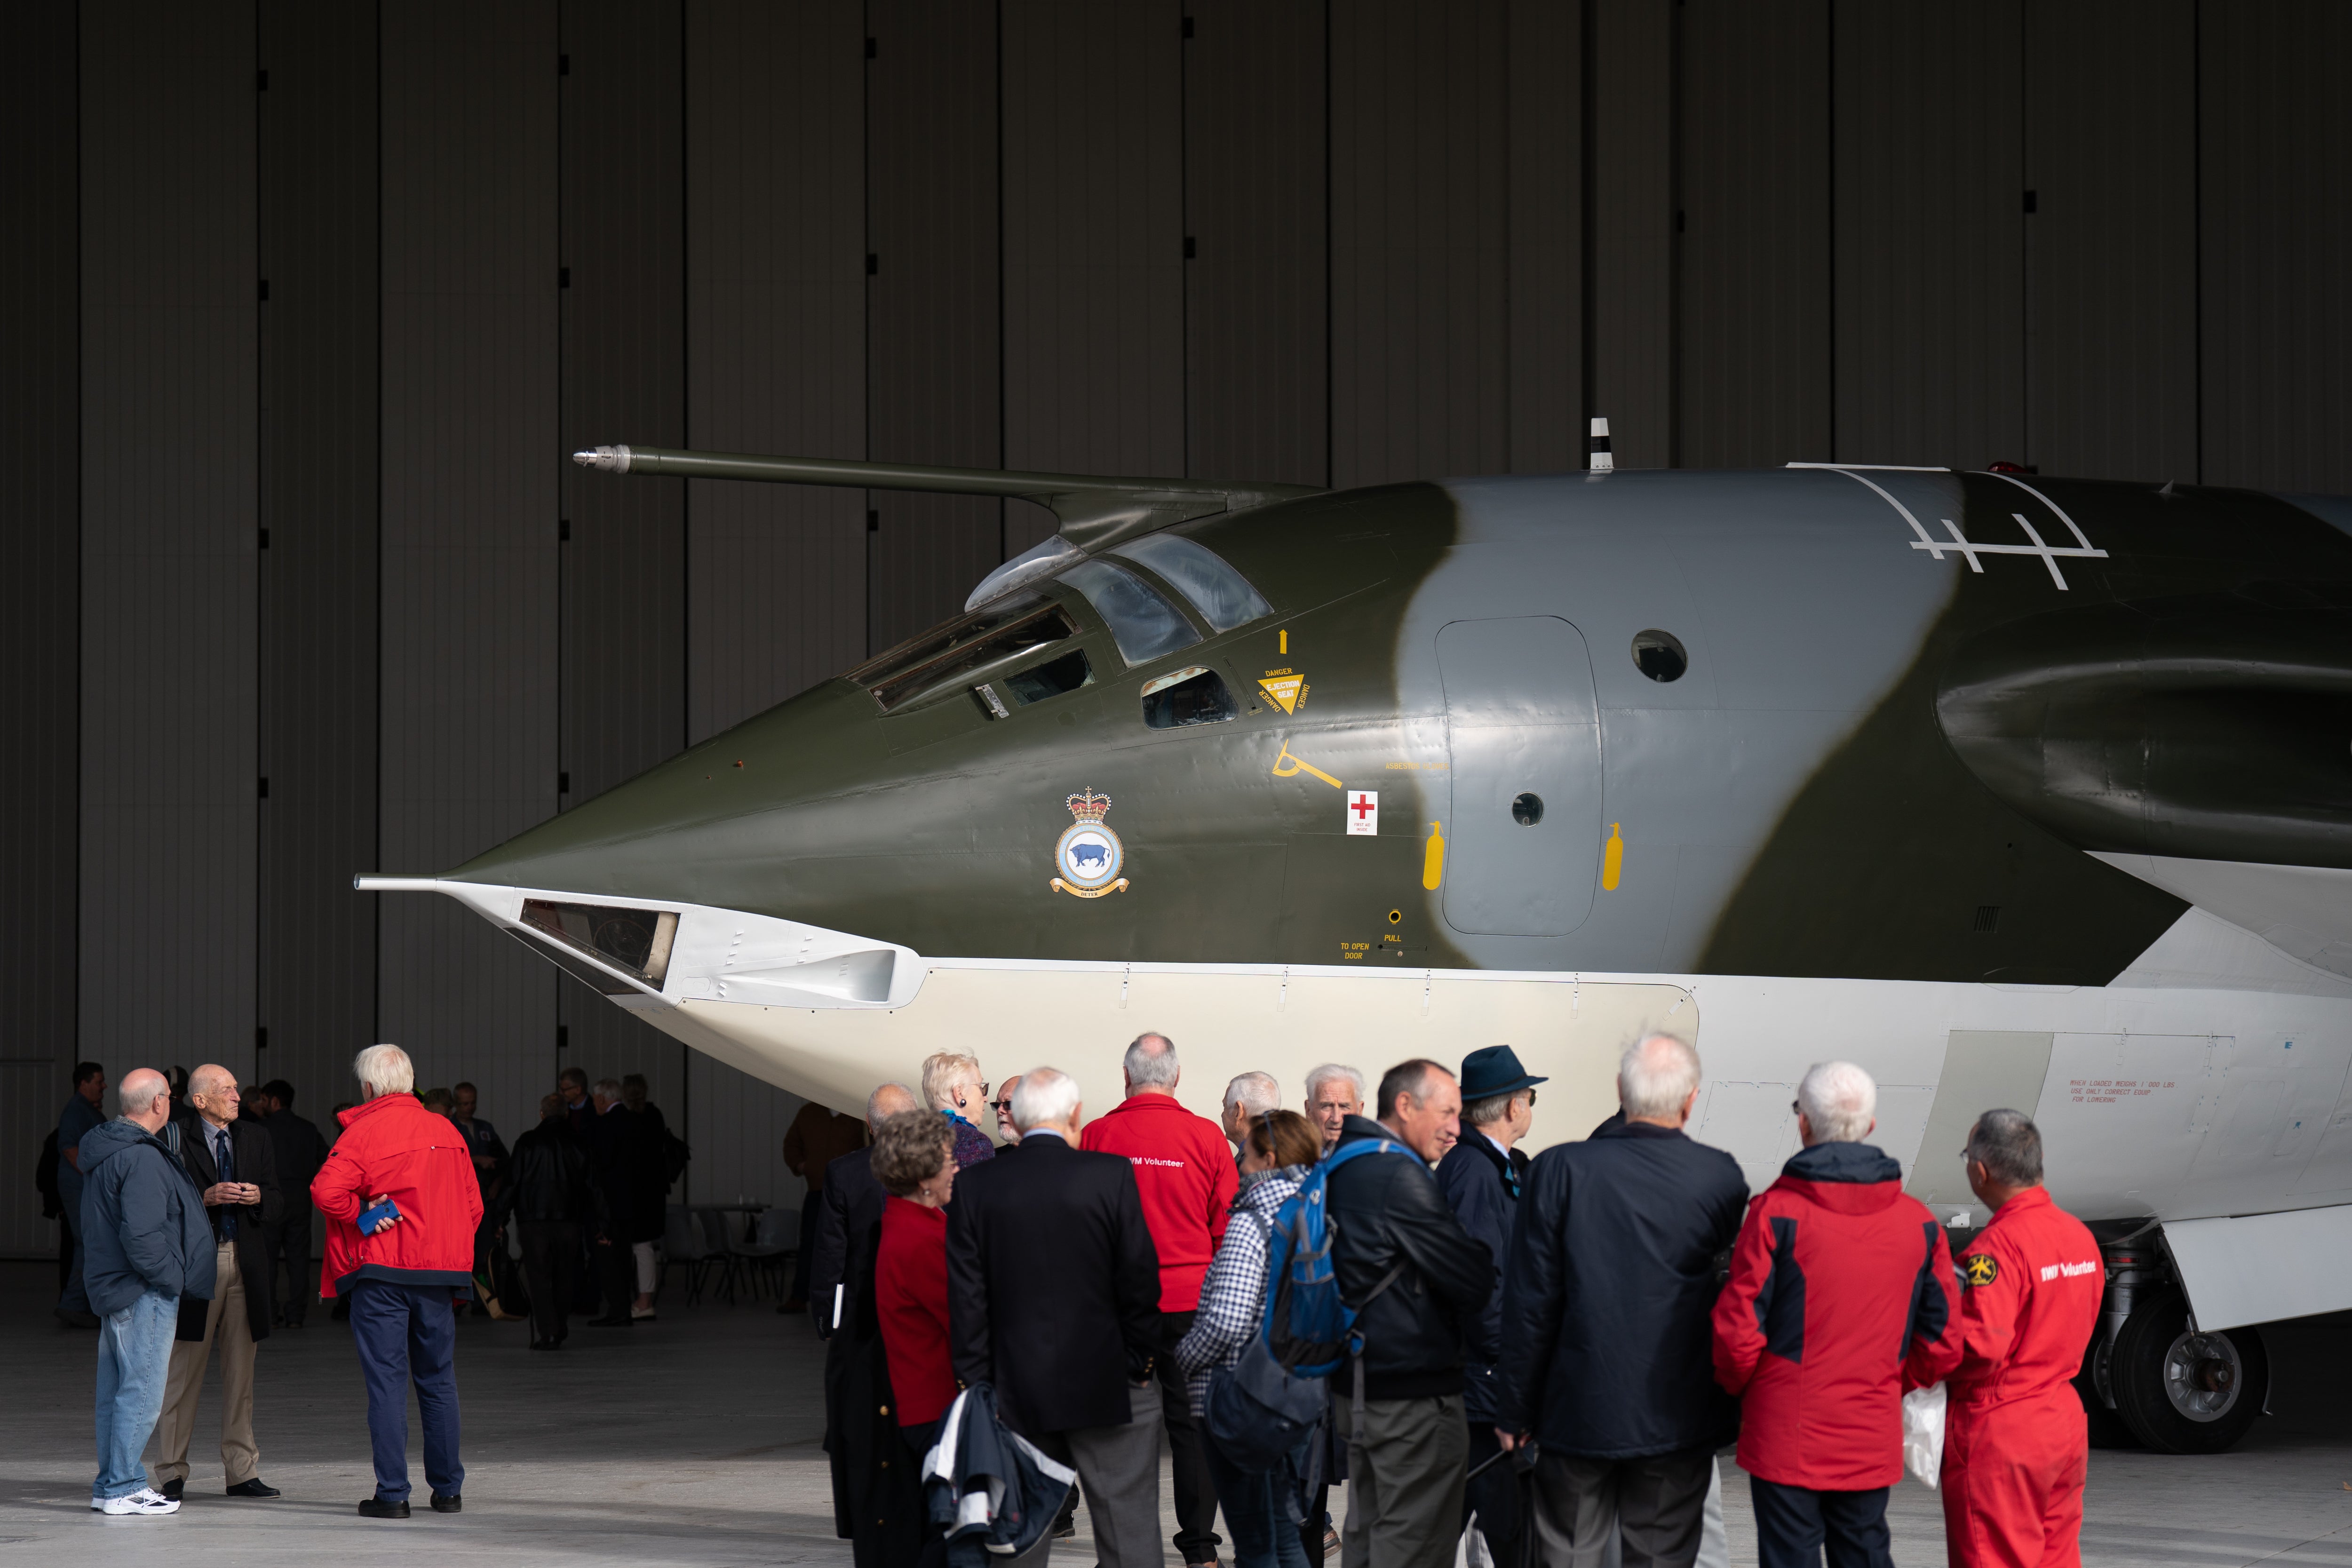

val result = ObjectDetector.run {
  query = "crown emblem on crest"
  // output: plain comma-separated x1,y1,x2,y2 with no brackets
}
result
1065,789,1112,824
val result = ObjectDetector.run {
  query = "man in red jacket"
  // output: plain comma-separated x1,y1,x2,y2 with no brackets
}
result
1942,1110,2102,1568
1713,1061,1963,1568
1079,1031,1238,1568
313,1043,484,1520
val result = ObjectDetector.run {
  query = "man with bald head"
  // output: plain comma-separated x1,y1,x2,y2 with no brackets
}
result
79,1068,216,1513
153,1064,284,1501
810,1081,921,1337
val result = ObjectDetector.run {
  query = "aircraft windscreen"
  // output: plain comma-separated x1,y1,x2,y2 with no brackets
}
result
1058,560,1203,666
518,899,679,987
1108,534,1271,632
850,590,1081,712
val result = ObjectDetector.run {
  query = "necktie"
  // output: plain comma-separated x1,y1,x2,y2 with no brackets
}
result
215,1130,237,1240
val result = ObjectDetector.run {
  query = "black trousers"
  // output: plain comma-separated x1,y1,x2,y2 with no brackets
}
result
260,1211,313,1325
1157,1308,1222,1561
597,1232,637,1317
791,1188,823,1304
1748,1474,1892,1568
518,1220,581,1343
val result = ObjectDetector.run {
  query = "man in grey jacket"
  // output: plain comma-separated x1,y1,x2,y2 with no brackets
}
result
80,1067,216,1516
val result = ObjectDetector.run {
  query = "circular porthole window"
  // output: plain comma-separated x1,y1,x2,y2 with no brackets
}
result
1511,792,1544,826
1632,629,1688,682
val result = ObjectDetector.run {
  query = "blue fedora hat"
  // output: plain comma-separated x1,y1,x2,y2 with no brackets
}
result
1459,1045,1547,1099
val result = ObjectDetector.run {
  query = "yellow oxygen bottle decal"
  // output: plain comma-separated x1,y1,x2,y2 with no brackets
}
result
1602,822,1624,891
1422,821,1446,890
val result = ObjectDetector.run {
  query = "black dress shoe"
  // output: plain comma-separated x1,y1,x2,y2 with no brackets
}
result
358,1496,410,1519
159,1479,184,1501
225,1479,281,1498
586,1314,634,1327
429,1493,462,1513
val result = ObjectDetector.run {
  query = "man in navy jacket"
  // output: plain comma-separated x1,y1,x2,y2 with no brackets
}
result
1498,1035,1748,1568
1436,1046,1543,1558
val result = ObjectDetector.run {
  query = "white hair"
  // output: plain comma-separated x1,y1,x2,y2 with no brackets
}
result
1797,1060,1877,1144
1304,1063,1367,1107
1223,1071,1279,1117
1618,1034,1700,1120
1124,1032,1180,1089
1010,1067,1082,1131
591,1078,623,1100
117,1071,167,1117
353,1043,415,1098
921,1051,981,1111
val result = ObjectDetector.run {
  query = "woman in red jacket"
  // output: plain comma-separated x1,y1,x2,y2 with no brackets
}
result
871,1108,961,1466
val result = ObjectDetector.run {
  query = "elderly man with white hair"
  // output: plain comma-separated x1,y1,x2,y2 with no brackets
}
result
1497,1033,1748,1568
1711,1061,1963,1568
312,1044,484,1520
1218,1070,1280,1169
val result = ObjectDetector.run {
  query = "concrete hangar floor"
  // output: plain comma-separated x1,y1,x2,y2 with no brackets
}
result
0,1264,2347,1567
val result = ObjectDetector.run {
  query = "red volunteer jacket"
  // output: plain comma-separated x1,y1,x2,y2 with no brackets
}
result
1712,1141,1964,1490
1079,1090,1236,1313
312,1092,486,1298
1947,1185,2103,1418
875,1196,958,1425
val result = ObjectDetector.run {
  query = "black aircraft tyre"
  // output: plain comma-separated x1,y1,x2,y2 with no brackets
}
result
2109,1287,2267,1454
2072,1336,2139,1450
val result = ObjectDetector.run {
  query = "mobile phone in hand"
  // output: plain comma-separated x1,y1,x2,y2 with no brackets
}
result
358,1198,401,1235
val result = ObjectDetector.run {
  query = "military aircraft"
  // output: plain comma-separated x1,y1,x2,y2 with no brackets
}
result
360,436,2352,1455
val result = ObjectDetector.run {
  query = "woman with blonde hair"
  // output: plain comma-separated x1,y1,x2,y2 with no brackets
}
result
1176,1107,1324,1568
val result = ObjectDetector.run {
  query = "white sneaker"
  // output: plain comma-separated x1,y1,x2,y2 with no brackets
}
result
98,1488,180,1515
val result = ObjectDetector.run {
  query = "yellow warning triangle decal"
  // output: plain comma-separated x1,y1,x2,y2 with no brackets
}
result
1259,675,1304,714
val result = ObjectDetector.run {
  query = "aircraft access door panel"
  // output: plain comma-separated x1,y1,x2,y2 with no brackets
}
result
1437,616,1604,937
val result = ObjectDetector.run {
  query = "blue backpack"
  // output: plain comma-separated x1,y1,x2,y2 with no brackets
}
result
1204,1138,1415,1474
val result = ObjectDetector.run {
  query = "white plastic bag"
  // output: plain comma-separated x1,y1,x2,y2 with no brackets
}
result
1902,1382,1947,1489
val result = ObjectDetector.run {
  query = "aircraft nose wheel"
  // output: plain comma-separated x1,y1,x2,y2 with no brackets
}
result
2109,1286,2267,1453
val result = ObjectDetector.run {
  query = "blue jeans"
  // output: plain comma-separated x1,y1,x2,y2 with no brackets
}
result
58,1205,90,1314
94,1289,177,1498
348,1280,464,1502
1202,1432,1312,1568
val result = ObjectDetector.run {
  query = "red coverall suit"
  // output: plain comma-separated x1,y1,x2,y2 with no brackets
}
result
1942,1186,2103,1568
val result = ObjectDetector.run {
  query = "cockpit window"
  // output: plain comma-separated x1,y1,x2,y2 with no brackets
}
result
1109,534,1272,632
518,899,679,989
848,589,1080,712
1003,648,1094,706
1142,666,1238,729
1059,560,1203,667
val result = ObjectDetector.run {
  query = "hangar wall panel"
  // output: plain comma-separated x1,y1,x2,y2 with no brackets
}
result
0,5,81,1257
868,0,1006,653
1330,0,1509,489
79,0,260,1068
1832,1,2025,471
377,0,561,1130
1002,0,1185,550
557,0,694,1110
1589,0,1676,471
1679,0,1831,471
1505,0,1583,476
257,0,382,1115
1184,0,1329,489
685,1,867,738
2201,1,2352,494
687,1053,812,1220
2026,1,2197,485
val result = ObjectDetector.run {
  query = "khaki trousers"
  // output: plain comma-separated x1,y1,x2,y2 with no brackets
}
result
1343,1393,1470,1568
155,1240,258,1486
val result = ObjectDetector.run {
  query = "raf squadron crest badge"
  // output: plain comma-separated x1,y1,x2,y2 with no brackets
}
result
1052,789,1129,898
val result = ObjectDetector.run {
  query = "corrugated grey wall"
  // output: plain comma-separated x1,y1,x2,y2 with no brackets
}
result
9,0,2352,1252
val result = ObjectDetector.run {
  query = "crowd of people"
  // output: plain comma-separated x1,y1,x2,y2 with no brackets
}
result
51,1051,684,1517
51,1029,2104,1568
813,1035,2103,1568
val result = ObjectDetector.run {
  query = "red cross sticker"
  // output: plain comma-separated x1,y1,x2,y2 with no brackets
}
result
1346,790,1379,836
